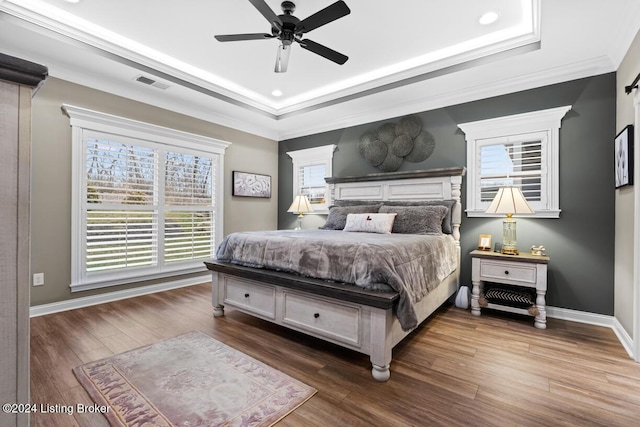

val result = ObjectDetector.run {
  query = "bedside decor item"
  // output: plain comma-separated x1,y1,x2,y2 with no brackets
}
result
288,194,313,229
614,125,634,188
530,245,546,256
478,234,492,251
455,285,470,309
232,171,271,198
485,187,534,255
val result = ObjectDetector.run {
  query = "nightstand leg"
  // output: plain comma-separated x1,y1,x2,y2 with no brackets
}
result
535,290,547,329
471,280,482,316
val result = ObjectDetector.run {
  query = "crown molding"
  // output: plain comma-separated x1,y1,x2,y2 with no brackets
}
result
277,55,615,140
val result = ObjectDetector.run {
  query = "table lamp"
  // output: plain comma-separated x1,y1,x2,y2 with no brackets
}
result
485,187,534,255
287,195,313,229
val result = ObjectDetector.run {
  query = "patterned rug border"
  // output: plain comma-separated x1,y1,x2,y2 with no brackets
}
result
73,331,317,427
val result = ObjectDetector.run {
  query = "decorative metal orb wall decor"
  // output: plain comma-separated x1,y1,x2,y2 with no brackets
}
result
358,115,435,172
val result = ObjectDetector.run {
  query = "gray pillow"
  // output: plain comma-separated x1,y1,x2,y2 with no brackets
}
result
319,204,382,230
379,205,448,234
333,199,455,234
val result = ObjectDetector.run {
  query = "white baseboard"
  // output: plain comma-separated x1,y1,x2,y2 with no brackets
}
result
612,317,634,358
546,305,615,327
29,274,210,318
547,305,635,359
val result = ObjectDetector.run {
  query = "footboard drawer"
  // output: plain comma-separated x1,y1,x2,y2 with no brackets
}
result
223,277,276,320
282,291,361,347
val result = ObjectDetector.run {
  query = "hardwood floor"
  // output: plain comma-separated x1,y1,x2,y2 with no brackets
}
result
30,283,640,426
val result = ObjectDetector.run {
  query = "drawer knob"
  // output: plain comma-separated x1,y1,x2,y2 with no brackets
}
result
244,293,250,298
504,270,509,275
314,313,320,319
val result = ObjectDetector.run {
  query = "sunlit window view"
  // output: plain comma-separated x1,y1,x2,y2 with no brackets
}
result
479,139,543,204
84,136,216,275
299,163,327,205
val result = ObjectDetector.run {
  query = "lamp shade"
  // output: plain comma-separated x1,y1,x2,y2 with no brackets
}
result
485,187,534,215
287,195,313,214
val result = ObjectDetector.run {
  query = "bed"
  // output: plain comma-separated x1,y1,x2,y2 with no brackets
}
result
205,167,464,381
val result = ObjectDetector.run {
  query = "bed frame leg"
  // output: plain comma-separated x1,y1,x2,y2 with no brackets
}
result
371,364,390,382
211,271,225,317
369,308,393,381
213,305,225,317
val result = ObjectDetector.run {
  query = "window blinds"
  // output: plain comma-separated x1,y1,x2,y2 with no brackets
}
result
84,134,215,276
479,139,543,203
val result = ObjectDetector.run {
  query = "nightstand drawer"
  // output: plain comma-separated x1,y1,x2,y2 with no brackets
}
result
479,260,537,285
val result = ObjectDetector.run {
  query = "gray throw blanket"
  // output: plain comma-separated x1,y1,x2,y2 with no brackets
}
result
216,229,458,330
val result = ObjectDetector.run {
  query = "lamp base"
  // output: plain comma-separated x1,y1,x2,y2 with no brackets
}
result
501,216,519,255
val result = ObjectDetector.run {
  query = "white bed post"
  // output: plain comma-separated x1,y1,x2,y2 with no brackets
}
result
211,271,225,317
451,175,463,287
369,308,393,381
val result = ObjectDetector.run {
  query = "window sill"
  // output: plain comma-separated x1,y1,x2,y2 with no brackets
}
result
70,265,209,292
466,209,561,219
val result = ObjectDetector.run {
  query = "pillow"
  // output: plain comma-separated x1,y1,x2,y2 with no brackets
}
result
319,204,382,230
343,213,397,234
379,205,448,234
333,199,455,234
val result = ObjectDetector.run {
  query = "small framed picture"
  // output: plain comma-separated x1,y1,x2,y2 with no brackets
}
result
494,242,503,253
615,125,634,188
478,234,492,251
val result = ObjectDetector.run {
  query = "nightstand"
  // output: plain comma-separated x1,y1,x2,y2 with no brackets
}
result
470,250,550,329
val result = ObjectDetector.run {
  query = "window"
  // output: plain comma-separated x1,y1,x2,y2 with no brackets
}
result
287,144,336,213
459,106,571,218
64,105,230,291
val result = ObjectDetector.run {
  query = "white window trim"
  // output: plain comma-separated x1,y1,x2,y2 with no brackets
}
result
459,105,571,218
287,144,336,214
63,104,230,292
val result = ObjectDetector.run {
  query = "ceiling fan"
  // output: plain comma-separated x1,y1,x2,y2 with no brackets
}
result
215,0,351,73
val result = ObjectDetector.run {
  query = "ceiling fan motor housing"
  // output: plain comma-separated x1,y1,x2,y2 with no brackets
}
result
273,1,300,46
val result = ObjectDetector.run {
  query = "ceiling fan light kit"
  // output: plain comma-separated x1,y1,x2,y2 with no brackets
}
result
215,0,350,72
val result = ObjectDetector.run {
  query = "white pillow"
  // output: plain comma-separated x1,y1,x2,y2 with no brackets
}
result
343,213,397,234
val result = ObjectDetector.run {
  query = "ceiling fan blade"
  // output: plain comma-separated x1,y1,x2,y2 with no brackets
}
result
248,0,283,29
215,33,274,42
299,39,348,65
274,44,291,73
296,1,351,34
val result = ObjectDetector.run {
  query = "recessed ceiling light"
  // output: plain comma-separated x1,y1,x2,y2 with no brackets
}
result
272,89,283,97
479,11,499,25
63,0,81,3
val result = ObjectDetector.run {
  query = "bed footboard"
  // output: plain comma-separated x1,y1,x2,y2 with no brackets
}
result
205,261,456,381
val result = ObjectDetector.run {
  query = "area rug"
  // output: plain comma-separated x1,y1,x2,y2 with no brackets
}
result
73,331,316,426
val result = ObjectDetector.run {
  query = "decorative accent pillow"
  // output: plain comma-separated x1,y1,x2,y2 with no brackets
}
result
343,213,397,234
333,199,454,234
379,205,448,234
319,204,382,230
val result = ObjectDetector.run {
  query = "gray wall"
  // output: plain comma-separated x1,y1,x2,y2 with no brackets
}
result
279,73,616,315
30,77,279,307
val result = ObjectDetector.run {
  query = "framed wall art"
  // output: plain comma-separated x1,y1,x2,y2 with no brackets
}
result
615,125,634,188
478,234,492,251
232,171,271,198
